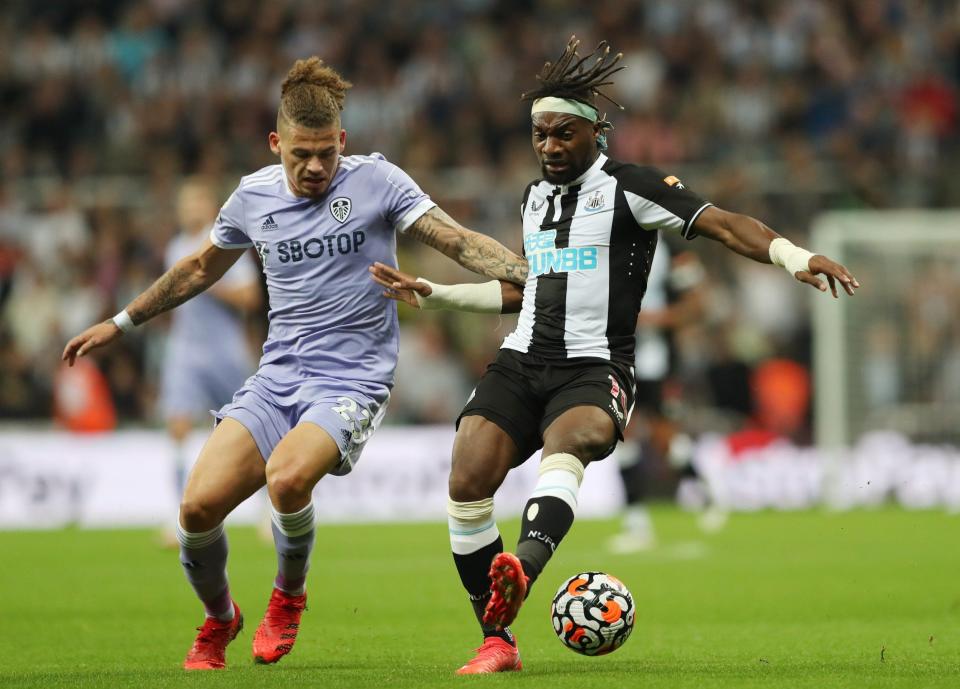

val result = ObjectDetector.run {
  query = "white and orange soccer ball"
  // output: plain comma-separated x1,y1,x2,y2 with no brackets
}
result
550,571,635,656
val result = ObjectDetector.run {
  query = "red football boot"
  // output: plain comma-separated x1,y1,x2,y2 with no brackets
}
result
456,636,523,675
252,588,307,664
183,602,243,670
482,552,529,629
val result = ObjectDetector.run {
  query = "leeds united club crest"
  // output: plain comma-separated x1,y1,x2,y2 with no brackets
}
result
330,197,351,223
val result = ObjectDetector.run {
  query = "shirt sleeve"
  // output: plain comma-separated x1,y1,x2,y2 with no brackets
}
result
209,189,253,248
620,166,712,240
372,159,436,233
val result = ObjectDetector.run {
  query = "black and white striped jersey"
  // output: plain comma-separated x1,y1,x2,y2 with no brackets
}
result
501,152,712,365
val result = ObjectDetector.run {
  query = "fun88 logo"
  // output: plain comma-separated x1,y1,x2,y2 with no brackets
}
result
525,230,599,277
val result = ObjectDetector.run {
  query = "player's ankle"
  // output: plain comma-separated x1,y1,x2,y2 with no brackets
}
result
207,609,235,623
483,628,516,646
276,584,305,597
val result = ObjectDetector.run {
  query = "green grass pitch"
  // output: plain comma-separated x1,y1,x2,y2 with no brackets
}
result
1,507,957,688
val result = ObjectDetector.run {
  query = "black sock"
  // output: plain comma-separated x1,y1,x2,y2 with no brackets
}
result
452,536,514,644
515,495,575,592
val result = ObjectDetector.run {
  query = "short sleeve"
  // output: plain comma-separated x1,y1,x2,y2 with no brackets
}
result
620,166,712,240
373,160,436,233
209,189,253,248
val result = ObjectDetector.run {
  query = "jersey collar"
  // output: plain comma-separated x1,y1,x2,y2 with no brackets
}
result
278,161,345,201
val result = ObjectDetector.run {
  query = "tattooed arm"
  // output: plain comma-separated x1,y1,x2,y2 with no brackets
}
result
62,239,246,365
127,240,247,323
405,206,528,285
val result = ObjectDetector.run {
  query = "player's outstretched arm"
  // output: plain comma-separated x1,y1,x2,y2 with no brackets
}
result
369,262,523,313
405,207,528,285
692,206,859,297
61,240,246,366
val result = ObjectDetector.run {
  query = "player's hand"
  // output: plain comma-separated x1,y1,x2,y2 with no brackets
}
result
61,321,123,366
368,262,432,309
794,255,860,298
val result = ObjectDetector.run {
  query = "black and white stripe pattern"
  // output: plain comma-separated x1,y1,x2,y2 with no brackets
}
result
530,184,580,352
502,153,711,364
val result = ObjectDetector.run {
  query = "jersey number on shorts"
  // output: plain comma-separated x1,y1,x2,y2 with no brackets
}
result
331,397,372,443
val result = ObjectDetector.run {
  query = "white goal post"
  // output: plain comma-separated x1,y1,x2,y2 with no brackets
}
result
812,211,960,448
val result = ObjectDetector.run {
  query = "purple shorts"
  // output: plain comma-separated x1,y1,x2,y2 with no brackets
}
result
213,374,390,476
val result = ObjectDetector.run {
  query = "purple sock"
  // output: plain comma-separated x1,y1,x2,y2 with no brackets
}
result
176,521,234,620
271,502,315,595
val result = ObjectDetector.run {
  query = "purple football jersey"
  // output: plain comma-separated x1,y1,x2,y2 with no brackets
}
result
209,154,434,390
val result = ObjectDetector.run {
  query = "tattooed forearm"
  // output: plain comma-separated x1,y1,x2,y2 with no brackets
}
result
408,207,529,285
458,228,528,285
407,210,456,255
406,207,470,260
126,259,213,326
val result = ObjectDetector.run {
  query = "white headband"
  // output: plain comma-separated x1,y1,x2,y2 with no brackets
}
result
531,96,599,123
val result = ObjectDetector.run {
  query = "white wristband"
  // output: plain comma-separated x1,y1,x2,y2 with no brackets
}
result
112,309,136,333
768,237,814,277
414,278,503,313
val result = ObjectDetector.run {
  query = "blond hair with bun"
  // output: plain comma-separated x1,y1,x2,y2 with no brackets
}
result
279,57,353,129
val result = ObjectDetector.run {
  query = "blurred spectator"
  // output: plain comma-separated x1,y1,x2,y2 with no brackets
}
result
392,319,474,424
53,356,117,433
0,0,957,432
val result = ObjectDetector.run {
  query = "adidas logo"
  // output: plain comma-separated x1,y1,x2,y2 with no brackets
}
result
261,215,279,231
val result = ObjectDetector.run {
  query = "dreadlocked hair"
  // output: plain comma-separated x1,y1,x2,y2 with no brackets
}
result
279,56,353,129
521,35,625,111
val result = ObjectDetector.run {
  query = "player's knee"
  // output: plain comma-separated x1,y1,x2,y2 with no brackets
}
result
178,498,223,532
266,463,313,503
551,427,612,463
448,421,512,501
448,459,497,502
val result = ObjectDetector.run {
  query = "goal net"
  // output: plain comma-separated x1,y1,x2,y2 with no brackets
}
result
812,211,960,449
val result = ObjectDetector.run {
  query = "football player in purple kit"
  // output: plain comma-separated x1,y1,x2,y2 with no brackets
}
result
62,57,527,671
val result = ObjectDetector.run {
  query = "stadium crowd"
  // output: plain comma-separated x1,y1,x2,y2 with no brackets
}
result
1,0,958,433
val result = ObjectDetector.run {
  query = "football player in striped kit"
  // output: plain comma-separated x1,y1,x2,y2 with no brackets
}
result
63,56,528,671
371,36,859,674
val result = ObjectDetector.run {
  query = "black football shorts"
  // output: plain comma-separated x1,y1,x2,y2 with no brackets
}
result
457,348,636,463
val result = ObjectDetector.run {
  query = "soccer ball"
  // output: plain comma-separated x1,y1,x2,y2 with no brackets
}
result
550,571,635,656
